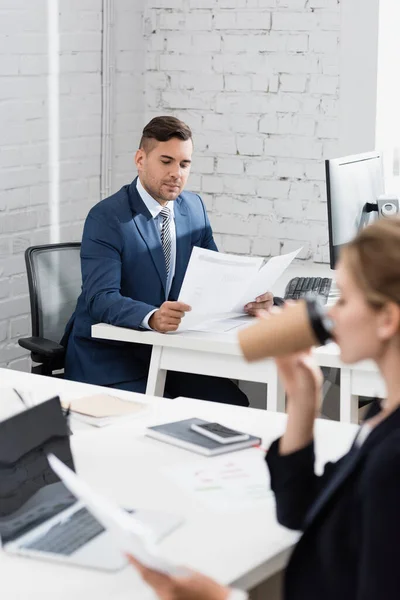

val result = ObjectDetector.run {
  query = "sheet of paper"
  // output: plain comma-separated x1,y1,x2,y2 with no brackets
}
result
177,247,301,331
48,454,180,575
232,247,302,312
164,449,272,512
178,247,263,316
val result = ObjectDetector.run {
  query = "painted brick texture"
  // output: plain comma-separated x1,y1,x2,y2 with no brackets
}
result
144,0,340,261
0,0,143,369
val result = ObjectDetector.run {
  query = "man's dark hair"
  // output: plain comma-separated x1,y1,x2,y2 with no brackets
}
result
139,116,192,153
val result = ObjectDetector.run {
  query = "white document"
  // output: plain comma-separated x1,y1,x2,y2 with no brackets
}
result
48,454,180,575
164,449,272,512
178,247,301,331
179,247,263,315
232,248,302,312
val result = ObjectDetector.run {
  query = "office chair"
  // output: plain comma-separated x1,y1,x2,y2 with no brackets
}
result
18,243,82,376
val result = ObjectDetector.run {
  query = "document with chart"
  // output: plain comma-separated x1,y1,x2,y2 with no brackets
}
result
177,246,301,332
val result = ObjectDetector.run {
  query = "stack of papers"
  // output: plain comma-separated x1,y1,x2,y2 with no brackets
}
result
177,247,301,331
61,394,146,427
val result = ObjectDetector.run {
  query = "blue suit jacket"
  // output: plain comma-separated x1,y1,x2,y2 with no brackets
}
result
63,178,217,386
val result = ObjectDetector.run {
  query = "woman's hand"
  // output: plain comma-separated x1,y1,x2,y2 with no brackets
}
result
257,306,323,455
256,305,323,409
275,351,323,410
128,555,230,600
277,351,323,455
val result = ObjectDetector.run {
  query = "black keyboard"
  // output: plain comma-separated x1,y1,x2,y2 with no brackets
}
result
22,507,105,556
284,277,332,304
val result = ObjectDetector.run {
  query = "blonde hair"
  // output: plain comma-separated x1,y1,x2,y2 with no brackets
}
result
342,217,400,308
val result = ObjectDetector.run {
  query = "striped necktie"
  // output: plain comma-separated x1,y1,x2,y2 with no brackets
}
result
160,206,172,275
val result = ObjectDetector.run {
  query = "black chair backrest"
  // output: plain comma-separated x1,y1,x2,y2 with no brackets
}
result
25,244,82,343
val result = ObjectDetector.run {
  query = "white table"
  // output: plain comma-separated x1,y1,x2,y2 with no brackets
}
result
92,322,286,411
92,264,332,413
0,368,359,599
92,262,386,422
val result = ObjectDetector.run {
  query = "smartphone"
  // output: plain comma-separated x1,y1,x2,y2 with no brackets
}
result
190,422,250,444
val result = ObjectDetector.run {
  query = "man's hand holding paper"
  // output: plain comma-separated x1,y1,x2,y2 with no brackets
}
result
149,301,192,333
177,247,302,332
244,292,274,316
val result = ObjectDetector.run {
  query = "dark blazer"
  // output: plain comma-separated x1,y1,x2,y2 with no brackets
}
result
63,178,217,387
266,402,400,600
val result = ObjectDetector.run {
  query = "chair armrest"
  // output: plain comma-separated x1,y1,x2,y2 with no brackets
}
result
18,336,65,359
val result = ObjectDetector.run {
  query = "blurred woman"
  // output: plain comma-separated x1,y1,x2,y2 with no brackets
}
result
129,218,400,600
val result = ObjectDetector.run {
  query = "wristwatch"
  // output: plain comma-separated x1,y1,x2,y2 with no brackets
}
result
228,589,248,600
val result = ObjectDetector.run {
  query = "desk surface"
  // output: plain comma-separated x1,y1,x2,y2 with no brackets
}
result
0,368,359,599
92,260,378,375
92,262,336,355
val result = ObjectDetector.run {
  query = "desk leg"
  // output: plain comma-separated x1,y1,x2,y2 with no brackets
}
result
146,346,167,397
266,367,286,412
340,368,359,423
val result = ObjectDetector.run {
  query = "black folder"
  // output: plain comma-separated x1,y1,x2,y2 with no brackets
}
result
0,397,74,525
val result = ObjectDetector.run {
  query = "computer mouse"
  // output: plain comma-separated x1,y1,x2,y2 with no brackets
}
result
273,296,285,307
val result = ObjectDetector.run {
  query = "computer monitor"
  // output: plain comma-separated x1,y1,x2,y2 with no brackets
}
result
325,151,385,269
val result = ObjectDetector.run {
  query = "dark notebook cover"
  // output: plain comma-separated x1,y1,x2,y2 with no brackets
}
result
146,418,261,456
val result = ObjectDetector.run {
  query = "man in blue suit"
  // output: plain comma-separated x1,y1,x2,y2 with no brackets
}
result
63,116,273,405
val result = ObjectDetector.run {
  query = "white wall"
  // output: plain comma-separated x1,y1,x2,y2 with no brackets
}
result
113,0,146,190
376,0,400,196
0,0,102,369
143,0,342,263
339,0,379,155
0,0,144,369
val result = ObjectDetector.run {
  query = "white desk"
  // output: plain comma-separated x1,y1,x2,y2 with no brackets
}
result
92,262,386,422
92,263,333,414
0,368,358,599
92,322,286,411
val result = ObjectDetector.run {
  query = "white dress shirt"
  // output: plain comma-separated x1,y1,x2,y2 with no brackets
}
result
136,178,177,330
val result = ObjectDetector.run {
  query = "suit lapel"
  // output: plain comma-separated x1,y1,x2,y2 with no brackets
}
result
128,180,167,296
304,405,400,529
169,196,192,300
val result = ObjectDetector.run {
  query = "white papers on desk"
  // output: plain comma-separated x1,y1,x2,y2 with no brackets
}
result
164,449,272,512
178,247,301,331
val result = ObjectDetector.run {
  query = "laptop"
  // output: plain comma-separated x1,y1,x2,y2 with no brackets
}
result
0,396,182,571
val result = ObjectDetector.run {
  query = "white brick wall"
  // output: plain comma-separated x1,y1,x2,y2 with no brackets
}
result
0,0,144,368
144,0,341,262
113,0,146,190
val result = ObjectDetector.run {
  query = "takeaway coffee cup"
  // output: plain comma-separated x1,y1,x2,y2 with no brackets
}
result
238,296,333,362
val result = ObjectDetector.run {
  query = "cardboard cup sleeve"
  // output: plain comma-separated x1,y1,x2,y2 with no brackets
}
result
238,299,319,362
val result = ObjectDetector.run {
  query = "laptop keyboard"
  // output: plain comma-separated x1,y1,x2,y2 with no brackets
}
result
22,507,105,556
284,276,332,304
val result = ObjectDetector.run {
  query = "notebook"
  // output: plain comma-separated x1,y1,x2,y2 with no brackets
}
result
146,418,261,456
61,394,145,427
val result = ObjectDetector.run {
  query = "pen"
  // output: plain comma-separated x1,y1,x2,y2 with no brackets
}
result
13,388,29,408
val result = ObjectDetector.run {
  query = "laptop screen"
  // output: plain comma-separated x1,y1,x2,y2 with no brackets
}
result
0,397,77,545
